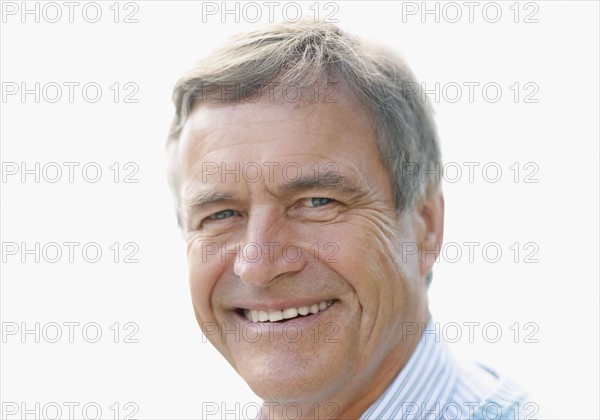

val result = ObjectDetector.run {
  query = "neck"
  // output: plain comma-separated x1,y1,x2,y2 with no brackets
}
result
336,316,429,419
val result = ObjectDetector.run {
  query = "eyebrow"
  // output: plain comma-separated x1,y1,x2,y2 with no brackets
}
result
182,170,362,216
278,170,361,196
182,192,233,217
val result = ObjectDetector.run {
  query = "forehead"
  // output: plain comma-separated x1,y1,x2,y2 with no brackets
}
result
175,90,382,196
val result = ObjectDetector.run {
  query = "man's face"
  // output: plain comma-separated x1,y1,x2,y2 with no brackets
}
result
175,89,431,410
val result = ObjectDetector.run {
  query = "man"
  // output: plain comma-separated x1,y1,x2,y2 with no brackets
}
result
166,21,531,419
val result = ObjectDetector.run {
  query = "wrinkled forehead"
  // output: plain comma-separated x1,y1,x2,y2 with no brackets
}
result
178,86,373,160
173,90,384,202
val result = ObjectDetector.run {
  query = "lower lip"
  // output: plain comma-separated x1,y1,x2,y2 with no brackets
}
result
235,302,337,331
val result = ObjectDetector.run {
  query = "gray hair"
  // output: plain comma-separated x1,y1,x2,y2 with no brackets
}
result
166,20,441,216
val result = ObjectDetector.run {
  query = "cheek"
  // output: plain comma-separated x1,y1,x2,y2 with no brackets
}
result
187,238,226,323
326,217,422,315
322,221,398,301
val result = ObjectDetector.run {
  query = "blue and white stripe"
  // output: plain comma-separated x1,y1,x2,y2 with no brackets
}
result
360,319,500,420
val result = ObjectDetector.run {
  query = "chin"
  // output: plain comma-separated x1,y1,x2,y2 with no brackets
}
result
235,349,347,404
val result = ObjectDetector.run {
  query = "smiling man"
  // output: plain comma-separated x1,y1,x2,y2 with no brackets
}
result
166,21,531,420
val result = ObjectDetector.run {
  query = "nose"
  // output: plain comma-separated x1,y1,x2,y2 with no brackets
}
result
233,210,306,287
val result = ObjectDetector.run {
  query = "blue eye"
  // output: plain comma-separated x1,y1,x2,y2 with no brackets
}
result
308,197,333,207
209,209,236,220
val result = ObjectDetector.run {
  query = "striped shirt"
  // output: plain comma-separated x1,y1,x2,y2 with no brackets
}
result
360,319,532,420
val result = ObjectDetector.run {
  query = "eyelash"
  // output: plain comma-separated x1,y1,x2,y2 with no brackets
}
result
207,209,238,220
302,197,335,207
200,197,336,227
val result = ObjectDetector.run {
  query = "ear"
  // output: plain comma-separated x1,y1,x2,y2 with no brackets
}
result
416,189,445,279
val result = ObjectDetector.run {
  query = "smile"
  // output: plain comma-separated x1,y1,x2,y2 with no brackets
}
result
241,300,336,323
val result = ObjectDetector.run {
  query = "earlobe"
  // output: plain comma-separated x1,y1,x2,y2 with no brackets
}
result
417,190,445,278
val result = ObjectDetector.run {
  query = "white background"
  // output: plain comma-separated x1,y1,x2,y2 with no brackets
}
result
1,1,598,419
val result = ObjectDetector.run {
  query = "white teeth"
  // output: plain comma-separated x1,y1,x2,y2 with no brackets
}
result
283,308,298,319
268,310,284,322
298,306,310,316
244,300,334,323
